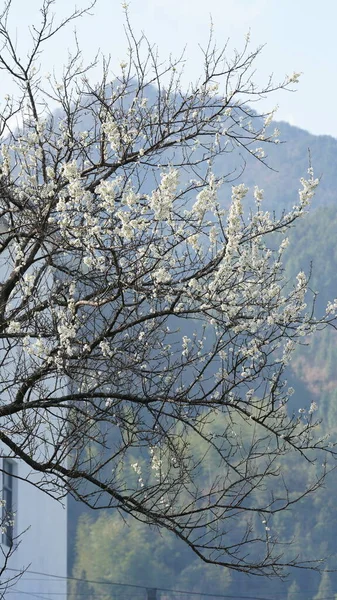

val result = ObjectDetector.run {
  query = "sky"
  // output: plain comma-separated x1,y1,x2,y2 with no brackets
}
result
2,0,334,137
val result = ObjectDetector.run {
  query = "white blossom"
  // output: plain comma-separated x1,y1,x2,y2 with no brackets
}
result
254,186,264,204
62,160,79,180
7,321,21,334
153,267,171,284
287,71,302,84
309,402,318,414
102,117,121,152
150,169,179,221
192,174,218,221
97,178,121,211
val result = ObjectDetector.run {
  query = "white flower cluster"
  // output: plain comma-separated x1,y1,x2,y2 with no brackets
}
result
97,178,121,212
150,447,162,481
150,169,179,221
264,105,278,128
115,210,135,241
21,273,36,298
102,116,137,154
224,183,248,259
279,238,290,252
122,187,139,207
254,186,264,205
22,335,48,359
182,336,191,357
192,174,218,221
7,321,21,334
153,267,171,284
57,318,77,356
131,461,141,475
326,299,337,315
99,339,114,358
309,401,318,414
298,169,319,208
62,160,79,180
1,144,10,176
187,233,200,251
287,71,301,84
281,340,295,366
102,117,121,152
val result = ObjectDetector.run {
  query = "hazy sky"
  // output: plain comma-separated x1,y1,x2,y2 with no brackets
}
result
3,0,334,137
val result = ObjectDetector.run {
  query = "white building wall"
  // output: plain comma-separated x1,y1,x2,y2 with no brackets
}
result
0,234,68,598
1,453,67,599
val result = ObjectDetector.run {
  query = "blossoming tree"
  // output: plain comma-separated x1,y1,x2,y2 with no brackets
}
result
0,0,336,578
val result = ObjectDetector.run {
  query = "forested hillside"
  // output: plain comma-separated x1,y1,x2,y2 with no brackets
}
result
68,116,337,600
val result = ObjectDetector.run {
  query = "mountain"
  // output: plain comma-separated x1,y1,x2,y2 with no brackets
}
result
67,111,337,600
230,120,337,211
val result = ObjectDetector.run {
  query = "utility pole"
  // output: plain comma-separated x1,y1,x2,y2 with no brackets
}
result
147,588,157,600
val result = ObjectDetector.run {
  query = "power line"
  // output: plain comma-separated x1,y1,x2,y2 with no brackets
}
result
6,567,337,600
5,589,337,600
6,568,144,590
4,568,275,600
6,590,57,600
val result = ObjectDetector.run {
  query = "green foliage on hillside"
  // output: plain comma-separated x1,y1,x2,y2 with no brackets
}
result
70,513,232,599
69,390,337,599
